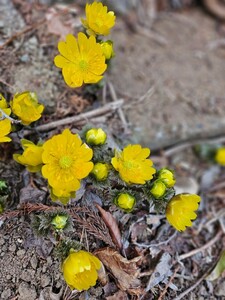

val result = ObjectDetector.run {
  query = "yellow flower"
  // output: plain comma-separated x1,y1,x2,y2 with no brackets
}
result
86,128,107,145
62,250,101,291
0,94,11,116
13,139,43,172
81,2,116,37
150,179,167,199
100,41,115,60
92,162,109,181
166,194,201,231
54,33,107,88
49,185,76,205
0,94,12,143
51,215,68,230
158,168,176,188
42,129,93,197
114,193,136,212
111,144,156,184
10,91,44,125
0,119,11,143
215,148,225,166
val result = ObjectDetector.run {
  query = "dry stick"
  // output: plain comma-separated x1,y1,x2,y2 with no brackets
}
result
178,230,222,261
164,135,225,157
172,266,214,300
23,100,123,135
157,265,180,300
107,81,129,134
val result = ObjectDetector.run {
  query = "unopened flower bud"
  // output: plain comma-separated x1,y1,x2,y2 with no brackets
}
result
51,215,68,230
150,179,167,199
92,163,109,181
100,41,115,60
158,168,176,188
114,193,136,212
86,128,107,145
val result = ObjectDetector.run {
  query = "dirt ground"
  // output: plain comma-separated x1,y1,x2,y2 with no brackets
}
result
0,0,225,299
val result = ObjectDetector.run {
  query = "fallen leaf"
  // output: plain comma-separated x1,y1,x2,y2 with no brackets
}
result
95,204,122,250
146,252,172,291
106,290,129,300
95,247,143,295
207,250,225,281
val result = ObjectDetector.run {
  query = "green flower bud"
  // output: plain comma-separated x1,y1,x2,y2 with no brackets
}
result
150,179,167,199
158,168,176,188
51,215,68,230
92,163,109,181
85,128,107,145
0,203,4,214
114,193,136,212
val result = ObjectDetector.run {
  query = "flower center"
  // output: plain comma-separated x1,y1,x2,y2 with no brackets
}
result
95,18,103,27
59,156,73,169
79,60,88,71
123,160,136,170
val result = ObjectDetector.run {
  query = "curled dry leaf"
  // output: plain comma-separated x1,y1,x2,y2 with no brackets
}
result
95,204,122,250
95,247,143,296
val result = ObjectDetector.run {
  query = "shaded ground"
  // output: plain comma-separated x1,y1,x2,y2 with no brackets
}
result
0,1,225,299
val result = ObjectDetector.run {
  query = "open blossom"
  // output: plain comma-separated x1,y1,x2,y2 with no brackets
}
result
42,129,93,199
81,2,116,36
111,144,156,184
63,250,101,290
10,91,44,125
166,194,201,231
0,94,12,143
54,33,107,88
13,139,43,172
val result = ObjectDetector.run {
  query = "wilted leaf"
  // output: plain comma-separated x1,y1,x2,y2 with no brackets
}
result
146,252,172,291
207,250,225,281
95,247,143,295
106,290,129,300
96,204,122,250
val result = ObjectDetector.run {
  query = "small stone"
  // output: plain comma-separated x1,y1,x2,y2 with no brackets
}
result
17,249,25,257
47,256,52,265
215,279,225,296
6,275,12,280
18,282,37,300
41,274,51,287
0,238,5,245
20,269,35,282
1,289,11,299
30,256,38,269
9,244,16,252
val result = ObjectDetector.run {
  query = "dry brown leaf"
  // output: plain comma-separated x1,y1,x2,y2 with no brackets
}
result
106,290,129,300
45,8,72,39
95,247,143,296
95,204,122,250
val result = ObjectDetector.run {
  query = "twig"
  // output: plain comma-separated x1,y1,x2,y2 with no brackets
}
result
0,19,46,50
178,230,222,261
107,81,130,134
158,265,180,300
23,100,123,135
0,108,21,124
172,266,214,300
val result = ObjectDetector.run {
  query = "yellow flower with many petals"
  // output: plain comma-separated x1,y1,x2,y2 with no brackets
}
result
42,129,93,198
0,119,11,143
111,144,156,184
49,185,76,205
54,33,107,88
81,2,116,37
166,194,201,231
62,250,101,291
13,139,43,172
0,94,12,143
10,91,44,125
215,148,225,166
